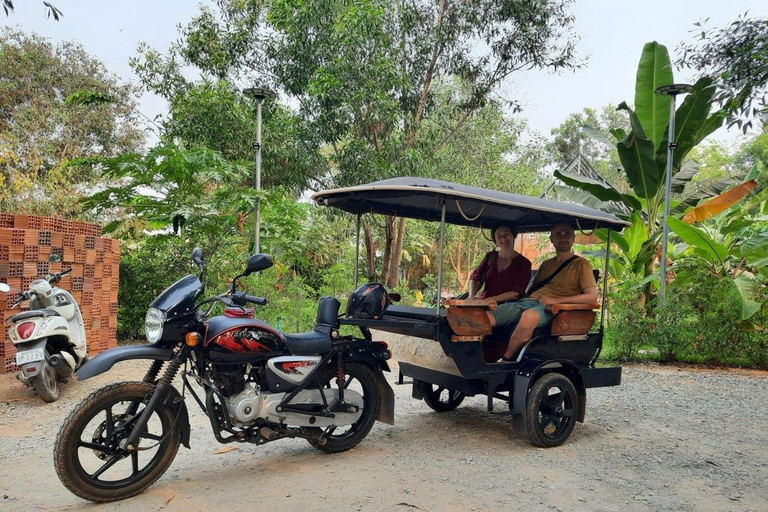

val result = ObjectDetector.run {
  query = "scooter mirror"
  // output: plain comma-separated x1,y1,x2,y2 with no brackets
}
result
0,283,9,293
48,253,62,263
243,254,273,276
191,247,204,265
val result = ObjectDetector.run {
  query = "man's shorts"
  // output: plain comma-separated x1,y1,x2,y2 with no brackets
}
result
490,298,552,328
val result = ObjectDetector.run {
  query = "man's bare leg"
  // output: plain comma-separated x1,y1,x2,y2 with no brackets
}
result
486,308,541,361
502,309,540,360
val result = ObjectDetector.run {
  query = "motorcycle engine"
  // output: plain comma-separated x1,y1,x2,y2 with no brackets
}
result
225,383,262,427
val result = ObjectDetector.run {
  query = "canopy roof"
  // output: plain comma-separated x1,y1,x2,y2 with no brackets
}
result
312,177,630,232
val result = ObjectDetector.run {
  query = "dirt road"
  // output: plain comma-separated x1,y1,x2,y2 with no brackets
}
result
0,359,766,512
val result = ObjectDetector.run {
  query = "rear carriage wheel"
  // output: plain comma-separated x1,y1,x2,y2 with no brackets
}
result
54,382,181,502
525,373,578,447
423,384,465,412
302,362,381,454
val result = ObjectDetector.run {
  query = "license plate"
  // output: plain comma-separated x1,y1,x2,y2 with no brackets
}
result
15,347,45,365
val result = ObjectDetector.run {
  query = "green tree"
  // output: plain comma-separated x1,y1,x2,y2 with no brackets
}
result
131,0,583,287
677,15,768,132
0,28,144,216
548,105,629,192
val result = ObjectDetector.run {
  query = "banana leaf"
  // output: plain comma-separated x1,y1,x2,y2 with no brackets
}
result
671,160,699,194
671,178,740,216
733,275,762,320
682,180,757,223
551,185,629,217
617,102,663,199
667,217,728,264
740,232,768,259
670,78,723,170
554,169,642,211
634,41,673,150
582,125,614,147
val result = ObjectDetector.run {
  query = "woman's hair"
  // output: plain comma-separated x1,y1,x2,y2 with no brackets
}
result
490,223,519,240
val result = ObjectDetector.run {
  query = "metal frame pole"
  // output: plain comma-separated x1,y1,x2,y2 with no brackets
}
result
655,84,692,309
436,201,446,314
254,98,264,254
600,228,611,333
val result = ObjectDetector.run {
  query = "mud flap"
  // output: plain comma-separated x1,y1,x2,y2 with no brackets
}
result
162,385,192,449
375,372,395,425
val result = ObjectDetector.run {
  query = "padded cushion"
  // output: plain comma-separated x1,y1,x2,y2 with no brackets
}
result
281,330,333,355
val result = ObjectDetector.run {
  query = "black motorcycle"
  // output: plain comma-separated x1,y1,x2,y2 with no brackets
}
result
54,249,394,502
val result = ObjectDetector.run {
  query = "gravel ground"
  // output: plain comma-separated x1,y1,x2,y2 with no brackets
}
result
0,355,766,512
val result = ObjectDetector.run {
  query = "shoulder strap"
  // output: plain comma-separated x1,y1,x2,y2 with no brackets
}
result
524,255,579,298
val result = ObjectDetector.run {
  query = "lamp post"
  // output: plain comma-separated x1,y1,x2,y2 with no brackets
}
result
654,83,693,309
243,86,275,254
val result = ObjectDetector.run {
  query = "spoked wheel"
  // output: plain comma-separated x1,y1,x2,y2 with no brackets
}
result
423,384,465,412
54,382,181,502
32,358,60,403
525,373,578,447
302,362,381,454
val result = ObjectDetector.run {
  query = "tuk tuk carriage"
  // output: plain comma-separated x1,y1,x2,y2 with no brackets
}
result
312,177,630,447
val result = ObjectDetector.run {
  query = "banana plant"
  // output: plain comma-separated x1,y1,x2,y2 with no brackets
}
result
668,175,768,323
554,41,726,305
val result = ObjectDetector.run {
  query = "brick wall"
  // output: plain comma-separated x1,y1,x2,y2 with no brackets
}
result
0,214,119,374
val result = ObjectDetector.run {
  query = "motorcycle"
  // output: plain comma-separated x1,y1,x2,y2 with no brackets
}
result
1,255,87,402
54,248,395,503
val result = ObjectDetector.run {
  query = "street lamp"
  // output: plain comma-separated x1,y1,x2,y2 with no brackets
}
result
654,83,693,309
243,86,275,254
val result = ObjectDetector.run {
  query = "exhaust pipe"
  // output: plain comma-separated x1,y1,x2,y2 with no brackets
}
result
50,353,76,378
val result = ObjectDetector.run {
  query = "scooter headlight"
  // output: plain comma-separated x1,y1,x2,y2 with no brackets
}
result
144,307,166,343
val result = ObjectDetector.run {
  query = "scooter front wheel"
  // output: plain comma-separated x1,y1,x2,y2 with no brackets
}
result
54,381,181,502
32,359,60,402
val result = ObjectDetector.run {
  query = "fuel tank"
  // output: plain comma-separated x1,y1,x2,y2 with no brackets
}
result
205,315,287,363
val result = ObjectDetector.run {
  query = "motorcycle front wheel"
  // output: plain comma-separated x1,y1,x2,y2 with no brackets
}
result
54,381,181,502
302,362,381,454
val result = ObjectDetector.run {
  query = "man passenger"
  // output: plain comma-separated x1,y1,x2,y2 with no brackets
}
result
487,221,597,362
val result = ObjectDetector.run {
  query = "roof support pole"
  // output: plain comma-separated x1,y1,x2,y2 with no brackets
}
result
600,228,611,333
354,213,361,290
436,199,446,314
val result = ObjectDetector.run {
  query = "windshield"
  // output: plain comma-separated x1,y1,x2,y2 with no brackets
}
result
150,274,204,317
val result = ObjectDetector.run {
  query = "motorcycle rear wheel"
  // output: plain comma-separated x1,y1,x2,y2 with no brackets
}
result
33,359,60,403
302,362,381,454
54,381,181,502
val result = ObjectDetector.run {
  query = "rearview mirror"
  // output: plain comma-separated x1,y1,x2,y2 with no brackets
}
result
191,247,203,265
244,254,273,276
0,283,10,293
48,253,61,263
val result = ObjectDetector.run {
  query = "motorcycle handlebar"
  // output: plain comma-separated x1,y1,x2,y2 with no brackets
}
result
230,291,267,307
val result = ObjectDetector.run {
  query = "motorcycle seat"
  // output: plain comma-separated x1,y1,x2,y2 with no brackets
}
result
8,308,61,322
281,330,333,356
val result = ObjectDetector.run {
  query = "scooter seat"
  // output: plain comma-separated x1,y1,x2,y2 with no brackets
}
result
281,330,333,355
7,308,60,322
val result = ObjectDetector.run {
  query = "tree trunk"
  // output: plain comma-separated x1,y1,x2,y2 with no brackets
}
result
388,217,407,288
363,221,376,281
380,216,396,285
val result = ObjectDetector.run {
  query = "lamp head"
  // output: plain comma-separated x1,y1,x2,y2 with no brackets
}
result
243,87,275,100
654,84,694,96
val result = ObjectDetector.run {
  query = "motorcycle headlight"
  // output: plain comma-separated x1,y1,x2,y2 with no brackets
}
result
144,307,166,343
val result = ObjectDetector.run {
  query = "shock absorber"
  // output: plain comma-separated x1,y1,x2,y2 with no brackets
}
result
120,348,188,451
142,360,165,383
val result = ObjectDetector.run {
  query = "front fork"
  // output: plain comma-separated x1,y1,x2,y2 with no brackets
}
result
120,345,190,451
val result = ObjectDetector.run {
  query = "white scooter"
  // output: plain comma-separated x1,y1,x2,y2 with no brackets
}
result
1,256,87,402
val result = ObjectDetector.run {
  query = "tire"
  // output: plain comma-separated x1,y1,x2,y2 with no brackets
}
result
302,362,381,454
525,373,578,447
33,359,60,403
54,381,181,502
423,384,465,412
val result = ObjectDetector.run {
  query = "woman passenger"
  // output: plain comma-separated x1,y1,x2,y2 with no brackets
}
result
467,223,532,303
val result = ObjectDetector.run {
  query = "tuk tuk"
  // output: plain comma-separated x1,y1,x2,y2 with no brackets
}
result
312,177,630,447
